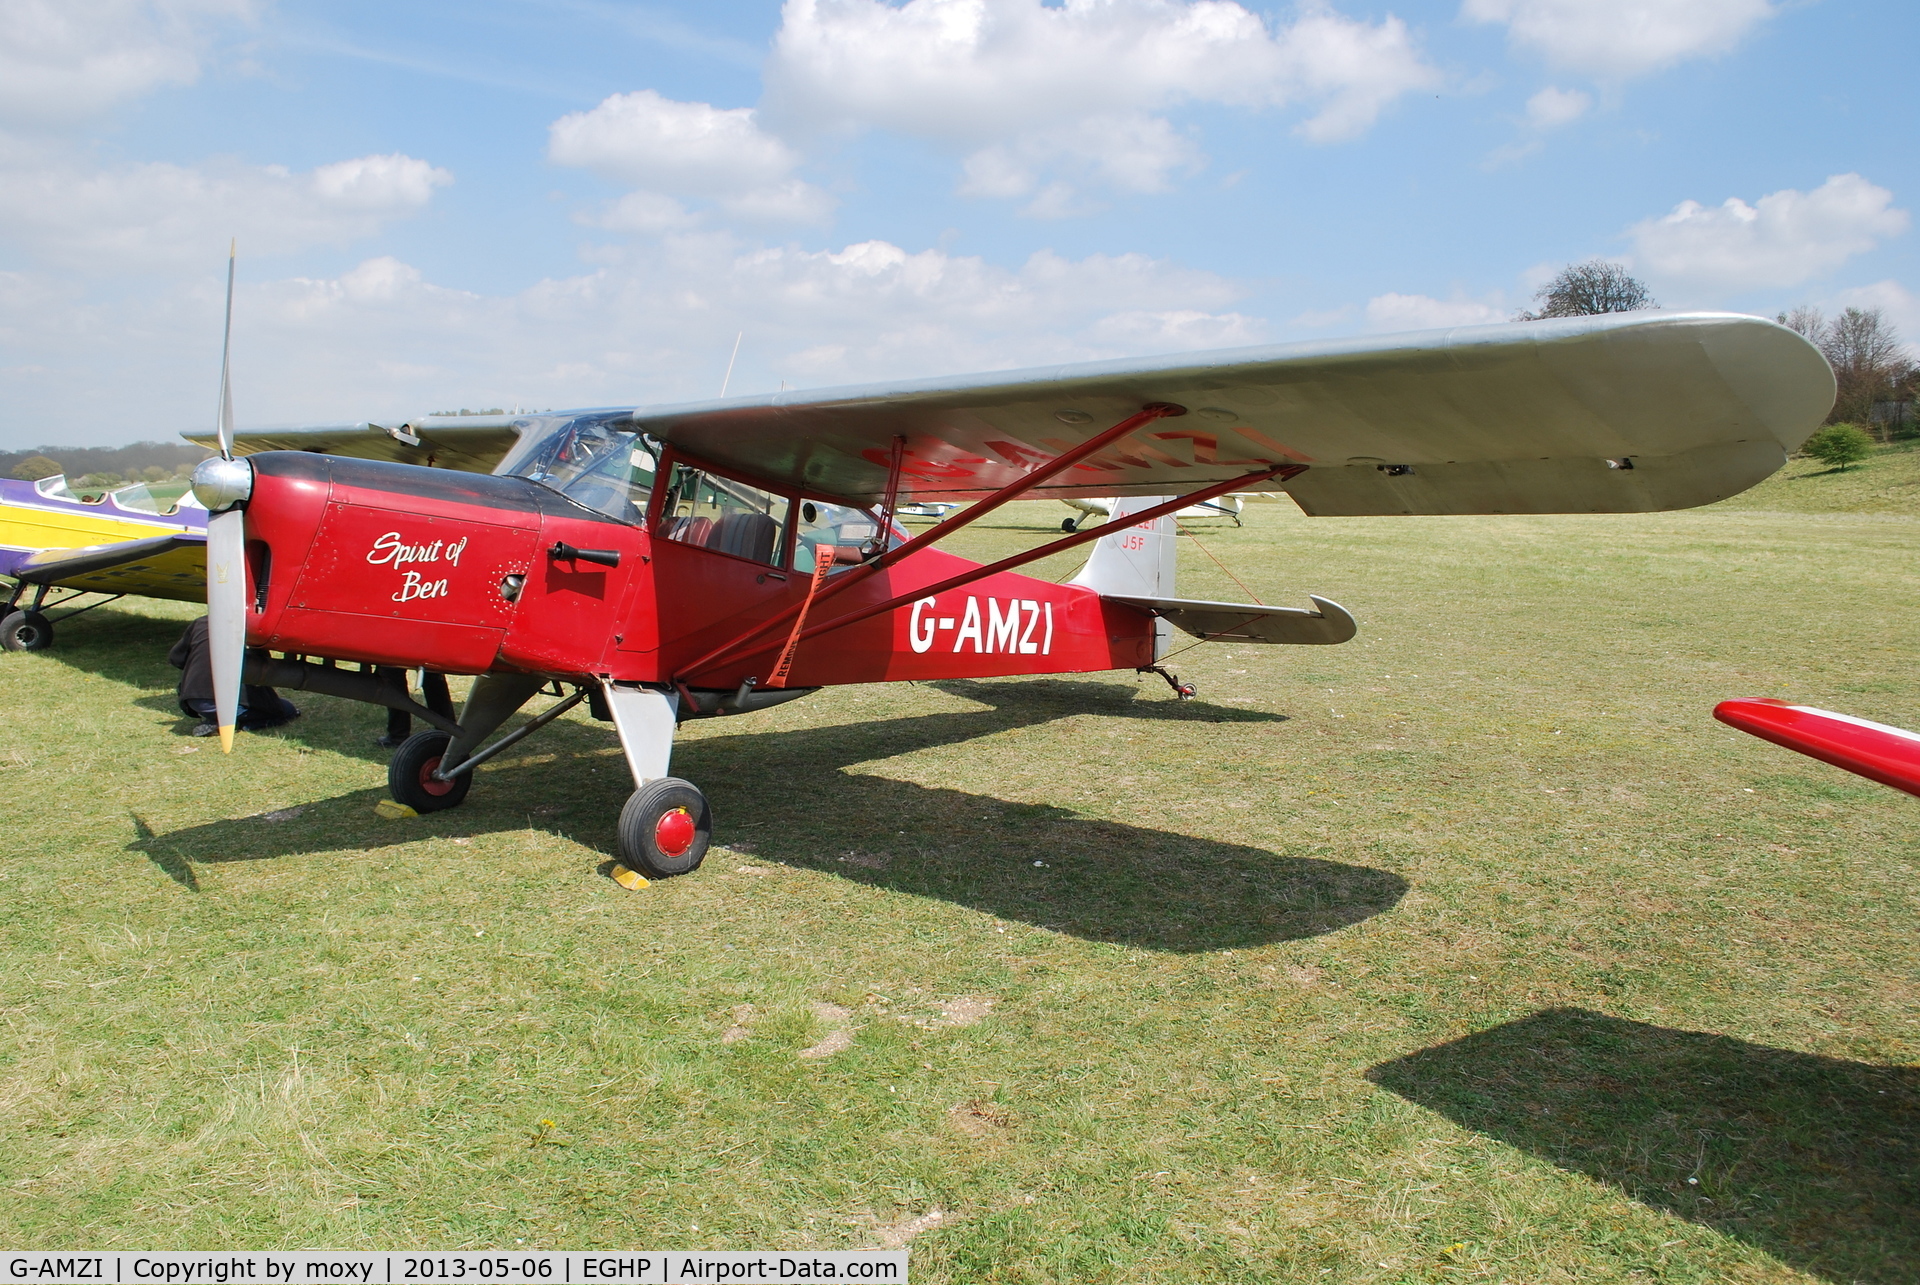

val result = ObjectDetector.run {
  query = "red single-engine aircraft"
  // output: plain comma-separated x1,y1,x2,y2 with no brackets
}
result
186,263,1835,879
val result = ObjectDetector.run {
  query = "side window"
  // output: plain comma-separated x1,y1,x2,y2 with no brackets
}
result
793,499,887,572
660,465,788,566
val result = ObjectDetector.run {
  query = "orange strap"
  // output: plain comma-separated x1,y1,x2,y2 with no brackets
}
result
765,544,837,687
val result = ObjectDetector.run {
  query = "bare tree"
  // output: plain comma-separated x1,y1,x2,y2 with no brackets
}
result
1776,305,1824,340
1820,307,1911,436
1516,260,1656,320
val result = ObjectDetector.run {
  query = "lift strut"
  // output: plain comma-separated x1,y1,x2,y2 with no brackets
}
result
679,460,1307,683
672,402,1189,682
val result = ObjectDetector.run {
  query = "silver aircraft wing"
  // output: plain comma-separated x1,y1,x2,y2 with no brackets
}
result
182,416,525,474
621,312,1833,514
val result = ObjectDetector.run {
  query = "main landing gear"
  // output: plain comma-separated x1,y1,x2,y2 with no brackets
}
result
617,777,712,877
0,609,52,652
388,732,472,813
382,674,708,879
0,585,130,652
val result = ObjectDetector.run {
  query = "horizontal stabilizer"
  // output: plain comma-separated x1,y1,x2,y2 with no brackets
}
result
1103,592,1356,646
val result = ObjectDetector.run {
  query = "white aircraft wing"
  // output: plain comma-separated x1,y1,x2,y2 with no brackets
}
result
625,312,1833,515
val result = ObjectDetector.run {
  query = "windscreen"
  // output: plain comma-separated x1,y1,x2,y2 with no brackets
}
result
498,413,658,524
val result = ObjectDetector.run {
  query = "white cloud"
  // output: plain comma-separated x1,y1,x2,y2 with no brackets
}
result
0,236,1264,442
0,144,452,270
1483,85,1589,166
585,191,700,235
715,179,837,225
0,0,252,126
1089,308,1263,348
959,113,1201,209
549,90,798,194
1524,85,1589,129
1462,0,1773,80
309,153,452,210
548,89,833,226
764,0,1437,208
1626,174,1909,293
1364,292,1506,330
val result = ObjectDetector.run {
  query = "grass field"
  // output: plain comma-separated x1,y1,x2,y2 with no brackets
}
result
1,444,1916,1282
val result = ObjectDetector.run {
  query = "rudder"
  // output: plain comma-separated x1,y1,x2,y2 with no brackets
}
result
1069,496,1178,659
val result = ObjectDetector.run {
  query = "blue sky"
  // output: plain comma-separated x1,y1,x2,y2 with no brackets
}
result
2,0,1914,449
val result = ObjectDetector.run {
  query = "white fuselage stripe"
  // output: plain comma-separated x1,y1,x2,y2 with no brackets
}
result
1786,705,1920,746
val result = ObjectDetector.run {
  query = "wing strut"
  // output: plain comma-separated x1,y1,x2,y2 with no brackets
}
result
678,461,1306,684
672,401,1188,681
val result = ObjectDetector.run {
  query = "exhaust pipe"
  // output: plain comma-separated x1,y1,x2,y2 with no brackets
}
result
242,653,461,735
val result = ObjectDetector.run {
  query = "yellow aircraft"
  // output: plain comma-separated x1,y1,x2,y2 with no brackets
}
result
0,472,210,651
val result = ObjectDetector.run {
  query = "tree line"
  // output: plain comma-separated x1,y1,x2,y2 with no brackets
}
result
4,440,210,487
1773,304,1912,440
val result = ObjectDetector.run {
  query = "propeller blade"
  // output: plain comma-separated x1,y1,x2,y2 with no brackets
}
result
207,506,246,753
216,239,236,461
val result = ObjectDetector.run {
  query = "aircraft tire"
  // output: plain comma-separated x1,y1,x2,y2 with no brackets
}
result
1060,518,1078,532
387,732,471,813
616,777,711,878
0,610,51,652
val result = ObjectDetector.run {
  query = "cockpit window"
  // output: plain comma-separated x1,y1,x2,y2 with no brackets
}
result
110,481,190,516
793,498,892,572
500,413,656,524
659,464,788,566
34,475,102,504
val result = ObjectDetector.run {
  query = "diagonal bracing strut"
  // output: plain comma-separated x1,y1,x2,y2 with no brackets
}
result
680,462,1307,682
673,402,1188,681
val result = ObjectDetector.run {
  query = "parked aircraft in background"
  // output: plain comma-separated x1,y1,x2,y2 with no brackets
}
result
1059,493,1244,531
0,473,209,651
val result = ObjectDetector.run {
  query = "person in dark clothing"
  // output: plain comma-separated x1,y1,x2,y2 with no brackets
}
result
167,616,299,736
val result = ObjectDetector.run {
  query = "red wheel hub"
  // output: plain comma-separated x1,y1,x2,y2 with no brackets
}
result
418,756,455,797
655,807,696,857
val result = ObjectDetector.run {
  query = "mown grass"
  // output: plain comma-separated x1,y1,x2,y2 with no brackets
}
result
0,455,1915,1282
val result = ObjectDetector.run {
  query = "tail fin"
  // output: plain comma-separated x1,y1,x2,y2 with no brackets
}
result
1070,496,1177,659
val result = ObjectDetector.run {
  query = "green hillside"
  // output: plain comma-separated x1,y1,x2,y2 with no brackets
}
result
1713,440,1920,514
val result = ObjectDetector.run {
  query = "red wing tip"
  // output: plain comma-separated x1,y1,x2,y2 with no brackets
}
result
1713,697,1792,724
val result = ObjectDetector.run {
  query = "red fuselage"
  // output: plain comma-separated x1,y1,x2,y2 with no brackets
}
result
240,452,1155,689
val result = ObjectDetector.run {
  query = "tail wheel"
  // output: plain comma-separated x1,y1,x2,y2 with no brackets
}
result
617,777,711,878
387,731,471,813
1,610,52,653
1060,518,1078,532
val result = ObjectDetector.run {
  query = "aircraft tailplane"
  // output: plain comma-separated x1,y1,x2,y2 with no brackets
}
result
1069,496,1178,659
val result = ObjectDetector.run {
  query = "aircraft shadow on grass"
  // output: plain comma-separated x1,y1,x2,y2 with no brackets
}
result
23,605,198,690
130,689,411,764
130,677,1408,952
1367,1007,1919,1284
